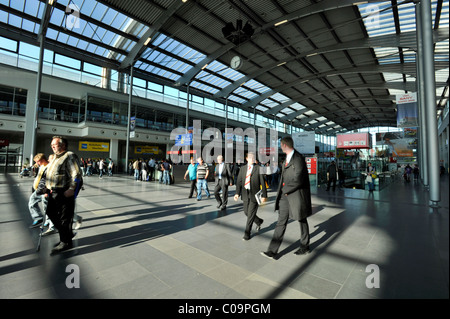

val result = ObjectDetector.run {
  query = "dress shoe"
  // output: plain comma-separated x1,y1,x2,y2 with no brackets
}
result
294,247,310,255
260,251,276,260
220,205,226,210
242,236,250,241
256,219,264,231
51,242,73,255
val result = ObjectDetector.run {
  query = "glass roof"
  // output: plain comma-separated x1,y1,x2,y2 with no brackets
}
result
358,0,449,100
0,0,448,133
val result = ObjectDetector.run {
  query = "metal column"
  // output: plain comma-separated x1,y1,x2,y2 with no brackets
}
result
418,0,440,207
185,83,190,131
415,3,429,188
125,66,133,174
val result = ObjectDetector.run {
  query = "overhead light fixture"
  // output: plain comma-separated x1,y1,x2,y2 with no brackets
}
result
277,61,286,67
144,37,152,45
274,19,288,27
48,0,55,5
201,64,208,70
182,0,188,3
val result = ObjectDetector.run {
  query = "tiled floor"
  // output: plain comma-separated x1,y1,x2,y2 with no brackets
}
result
0,172,448,299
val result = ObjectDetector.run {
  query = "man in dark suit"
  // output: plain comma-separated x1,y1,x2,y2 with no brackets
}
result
234,152,268,241
261,136,312,259
214,155,232,210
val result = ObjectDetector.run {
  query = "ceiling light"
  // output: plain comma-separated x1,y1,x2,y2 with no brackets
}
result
182,0,188,3
201,64,208,70
274,19,288,27
144,37,152,45
277,62,286,67
48,0,55,5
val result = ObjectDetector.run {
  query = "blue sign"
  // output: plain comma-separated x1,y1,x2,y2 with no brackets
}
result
175,133,193,146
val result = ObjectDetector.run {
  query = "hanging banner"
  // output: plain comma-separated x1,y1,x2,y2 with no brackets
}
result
292,131,315,154
130,116,136,138
175,133,193,146
396,93,418,128
375,129,417,157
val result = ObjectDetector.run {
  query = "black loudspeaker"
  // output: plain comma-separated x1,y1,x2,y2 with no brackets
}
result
222,20,254,45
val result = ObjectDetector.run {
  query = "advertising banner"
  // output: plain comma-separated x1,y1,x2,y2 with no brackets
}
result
130,116,136,138
375,129,417,157
79,141,110,152
396,93,418,128
336,132,371,149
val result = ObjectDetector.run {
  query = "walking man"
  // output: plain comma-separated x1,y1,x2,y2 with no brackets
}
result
213,155,232,210
45,136,83,255
262,136,312,259
234,152,267,240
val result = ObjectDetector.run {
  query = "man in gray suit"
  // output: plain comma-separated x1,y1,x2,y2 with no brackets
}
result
261,136,312,259
214,155,232,210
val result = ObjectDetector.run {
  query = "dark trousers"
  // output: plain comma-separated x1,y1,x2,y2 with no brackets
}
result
214,179,229,207
243,191,263,238
188,179,197,197
149,167,155,181
268,195,309,254
327,177,336,190
46,192,75,244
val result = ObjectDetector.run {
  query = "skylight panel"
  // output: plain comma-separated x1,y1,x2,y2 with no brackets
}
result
290,102,306,111
190,81,219,94
245,79,270,94
24,0,40,17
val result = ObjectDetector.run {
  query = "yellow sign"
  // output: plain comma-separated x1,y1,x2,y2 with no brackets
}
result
79,141,110,152
135,146,159,155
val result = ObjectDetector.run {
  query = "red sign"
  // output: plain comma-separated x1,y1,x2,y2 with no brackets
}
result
336,133,371,149
306,157,317,174
166,150,197,155
0,139,9,147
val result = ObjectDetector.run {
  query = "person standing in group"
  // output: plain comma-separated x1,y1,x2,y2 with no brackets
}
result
196,157,210,201
213,155,233,210
366,162,376,191
234,152,267,241
86,158,93,176
44,136,83,254
141,159,148,182
261,136,312,259
98,158,105,178
232,160,242,186
148,158,156,181
133,159,140,181
184,157,198,198
326,161,338,191
108,159,114,177
162,159,172,185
